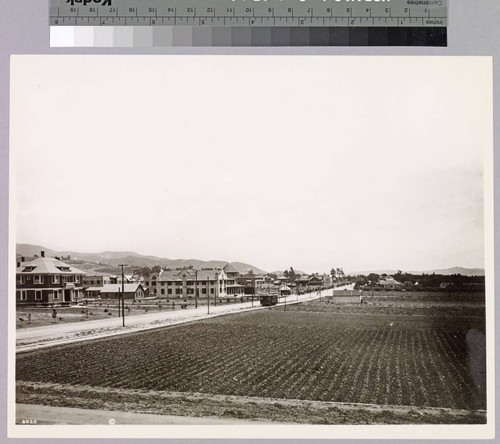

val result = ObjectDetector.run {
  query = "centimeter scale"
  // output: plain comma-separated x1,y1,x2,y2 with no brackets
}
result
50,0,448,47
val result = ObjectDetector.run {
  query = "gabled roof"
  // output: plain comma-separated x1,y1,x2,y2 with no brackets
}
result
84,286,105,292
379,277,402,285
16,257,87,275
156,268,226,281
100,283,144,294
83,271,109,277
223,263,238,274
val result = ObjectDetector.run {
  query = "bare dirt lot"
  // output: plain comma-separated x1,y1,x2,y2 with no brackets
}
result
16,291,486,424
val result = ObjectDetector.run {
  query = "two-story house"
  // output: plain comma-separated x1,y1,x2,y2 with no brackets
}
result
16,252,86,306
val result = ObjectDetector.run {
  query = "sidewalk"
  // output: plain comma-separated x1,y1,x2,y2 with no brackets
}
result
16,286,351,353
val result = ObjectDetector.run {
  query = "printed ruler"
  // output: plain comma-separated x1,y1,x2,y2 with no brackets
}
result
49,0,448,47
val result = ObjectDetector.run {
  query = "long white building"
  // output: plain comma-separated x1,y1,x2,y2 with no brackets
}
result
144,268,230,300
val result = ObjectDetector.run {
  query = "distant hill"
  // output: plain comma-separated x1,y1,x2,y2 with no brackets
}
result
349,266,484,277
348,269,400,276
16,244,266,275
270,270,308,277
230,262,267,275
417,266,485,277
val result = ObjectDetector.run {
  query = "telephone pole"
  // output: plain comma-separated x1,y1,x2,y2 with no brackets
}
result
194,269,198,309
207,276,210,314
118,264,126,327
214,271,218,307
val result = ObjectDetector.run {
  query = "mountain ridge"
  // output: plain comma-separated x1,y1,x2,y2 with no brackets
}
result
348,266,485,277
16,243,267,275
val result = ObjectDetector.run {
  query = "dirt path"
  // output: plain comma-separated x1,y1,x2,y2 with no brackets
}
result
17,287,351,353
16,403,278,425
16,381,485,425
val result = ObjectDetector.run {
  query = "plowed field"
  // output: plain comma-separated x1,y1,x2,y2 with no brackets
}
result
17,293,486,413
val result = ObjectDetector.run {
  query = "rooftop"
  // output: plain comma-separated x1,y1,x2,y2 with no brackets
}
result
17,257,87,275
223,263,238,274
155,268,226,281
100,283,144,293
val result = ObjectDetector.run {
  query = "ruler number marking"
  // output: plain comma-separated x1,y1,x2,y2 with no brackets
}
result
51,0,447,28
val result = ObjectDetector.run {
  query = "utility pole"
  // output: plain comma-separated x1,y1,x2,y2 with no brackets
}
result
118,264,126,327
117,286,121,317
194,269,198,309
207,276,210,314
214,271,218,307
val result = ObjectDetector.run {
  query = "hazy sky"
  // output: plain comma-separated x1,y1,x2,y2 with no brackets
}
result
11,56,492,273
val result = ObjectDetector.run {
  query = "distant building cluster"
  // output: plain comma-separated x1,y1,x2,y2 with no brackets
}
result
15,251,333,307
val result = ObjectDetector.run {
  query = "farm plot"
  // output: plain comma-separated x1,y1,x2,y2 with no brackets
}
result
285,291,486,322
17,305,486,414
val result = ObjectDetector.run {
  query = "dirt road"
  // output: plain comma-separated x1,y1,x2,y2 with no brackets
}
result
17,286,352,352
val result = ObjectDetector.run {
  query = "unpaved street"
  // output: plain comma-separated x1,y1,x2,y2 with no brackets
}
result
17,286,353,352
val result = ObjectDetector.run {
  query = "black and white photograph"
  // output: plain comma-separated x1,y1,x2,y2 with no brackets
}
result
8,55,494,439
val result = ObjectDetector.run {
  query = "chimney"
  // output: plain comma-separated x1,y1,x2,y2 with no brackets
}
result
41,251,45,258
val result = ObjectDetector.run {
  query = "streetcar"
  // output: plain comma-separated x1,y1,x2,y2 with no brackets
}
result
260,294,278,306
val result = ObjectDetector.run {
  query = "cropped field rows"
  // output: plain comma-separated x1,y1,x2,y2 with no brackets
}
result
16,310,486,410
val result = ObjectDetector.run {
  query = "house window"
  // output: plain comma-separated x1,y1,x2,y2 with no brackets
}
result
161,282,165,286
34,275,43,284
53,290,59,299
211,288,214,294
145,281,149,286
35,290,42,300
176,289,182,294
161,289,165,295
17,275,25,284
52,275,60,284
202,288,206,294
18,291,27,300
168,289,172,294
